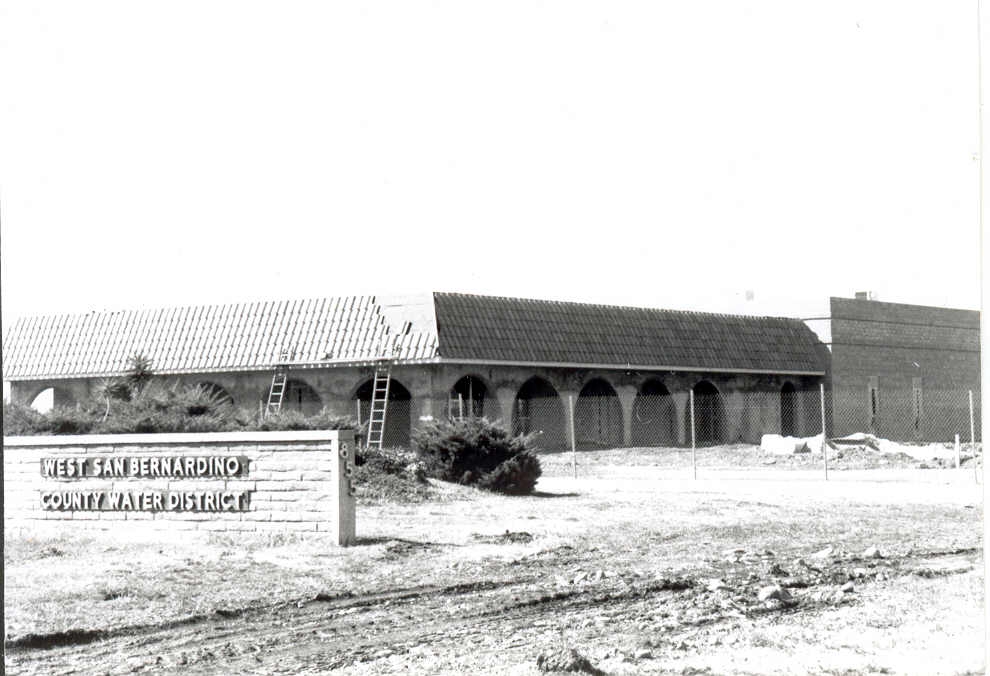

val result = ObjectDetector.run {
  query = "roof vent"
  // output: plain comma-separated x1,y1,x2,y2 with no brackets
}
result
854,291,876,301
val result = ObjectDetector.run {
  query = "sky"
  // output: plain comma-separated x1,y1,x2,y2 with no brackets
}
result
0,1,985,327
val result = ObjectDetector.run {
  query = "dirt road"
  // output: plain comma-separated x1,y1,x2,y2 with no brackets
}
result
6,466,985,675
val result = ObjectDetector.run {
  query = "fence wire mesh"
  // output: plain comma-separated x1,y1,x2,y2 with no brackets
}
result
427,388,981,452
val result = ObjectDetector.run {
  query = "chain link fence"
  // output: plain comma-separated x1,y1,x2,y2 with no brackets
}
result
425,387,981,452
829,389,981,444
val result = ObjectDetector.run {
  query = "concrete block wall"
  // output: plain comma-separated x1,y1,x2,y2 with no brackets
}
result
826,297,981,439
3,430,356,543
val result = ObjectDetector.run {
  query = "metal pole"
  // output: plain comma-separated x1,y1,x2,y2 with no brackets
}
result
955,434,961,469
459,393,464,421
820,383,828,481
569,395,577,480
356,398,361,428
969,390,978,483
690,390,696,480
968,390,975,452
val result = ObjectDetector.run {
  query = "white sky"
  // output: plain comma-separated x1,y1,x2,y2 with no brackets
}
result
0,1,985,326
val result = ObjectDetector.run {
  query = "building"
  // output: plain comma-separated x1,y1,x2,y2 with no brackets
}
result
2,292,827,449
804,295,981,441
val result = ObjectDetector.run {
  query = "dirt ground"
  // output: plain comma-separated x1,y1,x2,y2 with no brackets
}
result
4,447,985,675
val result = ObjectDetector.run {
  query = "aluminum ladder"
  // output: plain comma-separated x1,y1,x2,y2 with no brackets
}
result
265,350,291,416
366,361,392,449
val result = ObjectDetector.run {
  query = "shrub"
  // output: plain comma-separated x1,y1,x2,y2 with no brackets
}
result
256,408,354,432
412,417,541,495
94,381,239,434
476,451,543,496
46,406,99,435
2,384,356,436
352,446,430,503
2,402,49,436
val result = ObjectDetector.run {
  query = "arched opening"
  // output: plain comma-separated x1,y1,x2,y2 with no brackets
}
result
278,379,322,416
574,378,622,449
194,382,234,407
691,380,727,446
632,379,677,447
354,378,412,448
780,382,797,437
447,375,492,420
513,377,565,450
30,387,55,414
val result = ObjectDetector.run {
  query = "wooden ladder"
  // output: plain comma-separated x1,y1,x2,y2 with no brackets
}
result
367,361,392,449
265,349,291,416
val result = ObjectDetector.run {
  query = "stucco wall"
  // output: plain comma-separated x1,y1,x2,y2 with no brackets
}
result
8,364,823,449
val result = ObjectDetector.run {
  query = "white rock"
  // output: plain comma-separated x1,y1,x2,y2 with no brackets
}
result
761,434,810,455
810,546,834,560
706,578,730,592
757,585,791,602
840,582,855,593
862,545,883,559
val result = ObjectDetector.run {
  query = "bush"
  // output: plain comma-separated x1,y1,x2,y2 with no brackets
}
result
46,406,99,435
2,402,49,436
412,417,541,495
94,382,240,434
2,383,357,436
256,408,354,432
476,451,543,496
352,446,430,503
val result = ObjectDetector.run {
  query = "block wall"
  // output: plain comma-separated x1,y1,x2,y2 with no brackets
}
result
3,430,356,543
826,297,981,439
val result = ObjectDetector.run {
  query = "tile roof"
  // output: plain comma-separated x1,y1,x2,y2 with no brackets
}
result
432,293,825,374
3,296,439,380
3,292,827,381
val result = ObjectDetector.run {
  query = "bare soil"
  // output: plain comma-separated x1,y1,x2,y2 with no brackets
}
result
4,447,985,675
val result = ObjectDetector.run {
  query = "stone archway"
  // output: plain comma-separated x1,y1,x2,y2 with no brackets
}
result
279,379,322,416
574,378,623,449
447,375,493,420
354,378,412,448
513,377,566,450
632,379,677,446
194,382,234,407
691,380,727,446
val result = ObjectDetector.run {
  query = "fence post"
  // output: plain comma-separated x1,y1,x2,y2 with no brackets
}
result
690,390,696,480
970,390,979,484
968,390,975,452
820,383,828,481
955,434,961,469
569,395,577,480
458,393,464,421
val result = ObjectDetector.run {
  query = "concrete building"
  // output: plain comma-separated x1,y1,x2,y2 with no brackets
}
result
3,292,827,449
804,295,981,440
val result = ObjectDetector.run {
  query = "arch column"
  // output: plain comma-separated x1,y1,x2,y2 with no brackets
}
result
724,391,744,443
616,385,637,447
672,392,689,445
558,389,578,449
496,387,517,426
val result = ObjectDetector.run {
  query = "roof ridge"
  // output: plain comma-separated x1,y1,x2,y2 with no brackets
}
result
432,290,802,322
